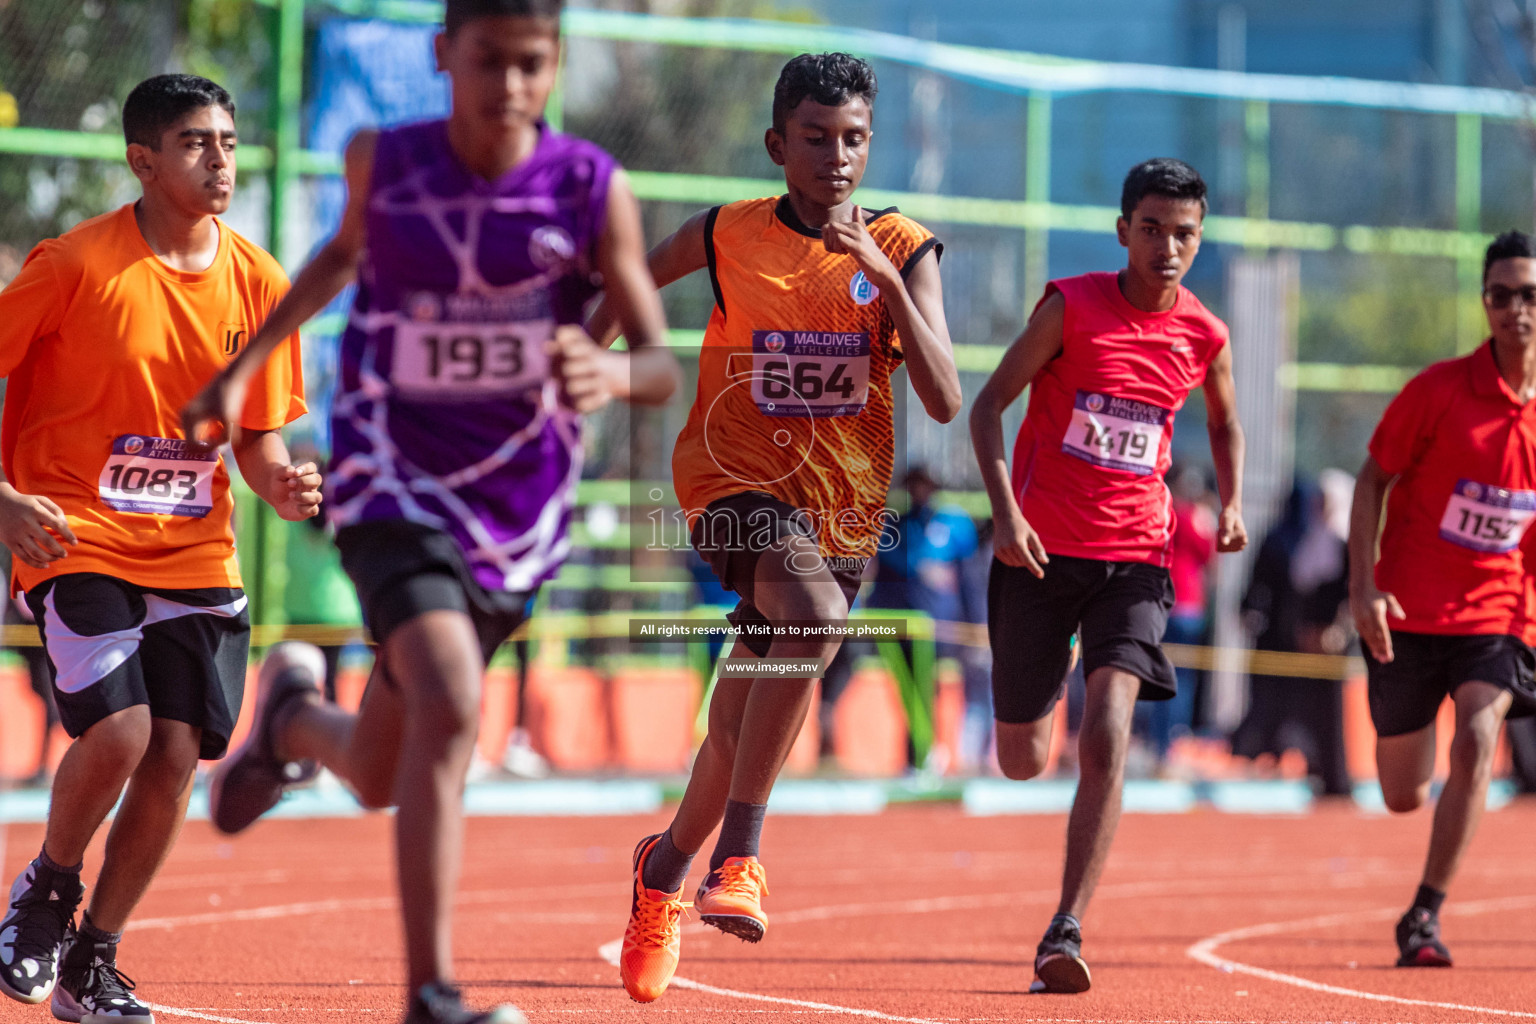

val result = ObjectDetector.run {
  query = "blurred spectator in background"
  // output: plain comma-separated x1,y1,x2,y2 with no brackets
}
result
1231,474,1353,795
955,517,995,772
1137,464,1217,770
7,591,58,786
869,467,978,770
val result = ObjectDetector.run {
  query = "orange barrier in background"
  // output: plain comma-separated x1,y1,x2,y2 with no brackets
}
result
0,665,1516,783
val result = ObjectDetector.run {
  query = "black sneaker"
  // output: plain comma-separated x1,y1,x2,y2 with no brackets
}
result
402,982,526,1024
0,860,83,1004
1031,917,1092,994
209,642,325,834
1396,907,1453,967
51,931,153,1023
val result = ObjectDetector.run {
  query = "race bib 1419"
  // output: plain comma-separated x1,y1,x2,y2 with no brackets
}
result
1061,391,1170,476
98,435,217,518
1438,479,1536,553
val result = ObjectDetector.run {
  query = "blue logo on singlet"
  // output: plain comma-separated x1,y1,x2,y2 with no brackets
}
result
849,271,879,305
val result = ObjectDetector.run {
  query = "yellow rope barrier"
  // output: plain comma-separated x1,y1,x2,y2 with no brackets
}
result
0,620,1365,680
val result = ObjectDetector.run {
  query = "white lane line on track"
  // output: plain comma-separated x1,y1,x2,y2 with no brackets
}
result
1186,893,1536,1018
144,1003,272,1024
597,938,949,1024
589,874,1392,1024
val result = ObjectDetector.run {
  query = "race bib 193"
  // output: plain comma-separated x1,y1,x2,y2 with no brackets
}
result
99,435,217,518
1061,391,1170,476
391,319,553,400
1438,479,1536,553
749,330,870,418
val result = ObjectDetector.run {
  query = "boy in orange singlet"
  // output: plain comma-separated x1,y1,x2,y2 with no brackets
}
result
591,51,961,1003
971,158,1247,993
0,74,314,1024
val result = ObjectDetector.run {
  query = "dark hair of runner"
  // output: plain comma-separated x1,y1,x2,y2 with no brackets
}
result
1120,158,1208,220
122,74,235,149
772,52,878,135
1484,230,1536,283
445,0,563,35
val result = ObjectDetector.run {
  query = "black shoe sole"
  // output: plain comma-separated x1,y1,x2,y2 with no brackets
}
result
700,913,764,943
1034,953,1092,993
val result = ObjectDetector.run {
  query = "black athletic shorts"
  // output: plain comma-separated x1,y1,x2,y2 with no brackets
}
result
25,573,249,759
988,554,1176,724
690,491,866,659
1365,630,1536,737
335,519,532,664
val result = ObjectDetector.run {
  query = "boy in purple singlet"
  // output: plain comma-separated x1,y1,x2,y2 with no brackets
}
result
180,2,680,1021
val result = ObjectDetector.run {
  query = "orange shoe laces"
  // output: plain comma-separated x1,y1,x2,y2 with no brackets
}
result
628,892,692,947
709,860,769,900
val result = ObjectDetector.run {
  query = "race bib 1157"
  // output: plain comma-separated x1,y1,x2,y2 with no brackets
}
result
1060,391,1170,476
1438,479,1536,553
748,330,871,418
98,435,217,518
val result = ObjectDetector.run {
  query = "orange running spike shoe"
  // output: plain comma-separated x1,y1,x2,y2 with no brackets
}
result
695,856,769,943
620,835,691,1002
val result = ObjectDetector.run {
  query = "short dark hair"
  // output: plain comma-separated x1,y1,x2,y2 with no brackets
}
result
444,0,563,35
772,52,877,135
1120,158,1208,220
1484,230,1536,282
122,74,235,149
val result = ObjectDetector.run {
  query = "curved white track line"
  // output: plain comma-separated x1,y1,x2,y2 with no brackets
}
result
1186,893,1536,1018
597,937,948,1024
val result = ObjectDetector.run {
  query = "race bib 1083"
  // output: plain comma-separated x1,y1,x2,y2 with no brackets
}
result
1061,391,1170,476
98,435,217,518
748,330,871,418
1438,479,1536,553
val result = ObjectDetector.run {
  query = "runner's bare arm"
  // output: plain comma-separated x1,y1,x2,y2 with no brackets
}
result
232,428,323,523
822,209,960,423
968,292,1065,577
585,206,709,349
181,130,377,445
1200,342,1247,552
1347,455,1404,663
553,172,681,412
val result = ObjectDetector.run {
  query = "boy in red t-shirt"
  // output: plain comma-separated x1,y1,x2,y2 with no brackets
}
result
971,158,1247,993
1349,230,1536,968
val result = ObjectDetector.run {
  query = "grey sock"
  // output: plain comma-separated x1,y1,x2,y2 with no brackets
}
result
639,830,693,895
709,800,767,871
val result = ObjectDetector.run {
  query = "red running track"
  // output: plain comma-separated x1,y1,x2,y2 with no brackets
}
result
1,801,1533,1023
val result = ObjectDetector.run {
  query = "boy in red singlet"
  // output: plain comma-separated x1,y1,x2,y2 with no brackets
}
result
1349,231,1536,968
970,158,1247,993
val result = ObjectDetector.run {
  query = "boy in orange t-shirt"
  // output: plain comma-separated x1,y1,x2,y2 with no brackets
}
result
0,74,316,1022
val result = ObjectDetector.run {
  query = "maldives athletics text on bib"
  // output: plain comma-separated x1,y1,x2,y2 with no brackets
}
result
749,329,870,418
1438,479,1536,553
1060,390,1170,476
98,435,217,518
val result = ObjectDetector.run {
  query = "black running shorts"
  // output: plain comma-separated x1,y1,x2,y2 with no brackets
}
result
988,554,1176,724
1365,630,1536,737
690,491,866,659
25,573,250,759
335,519,532,664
